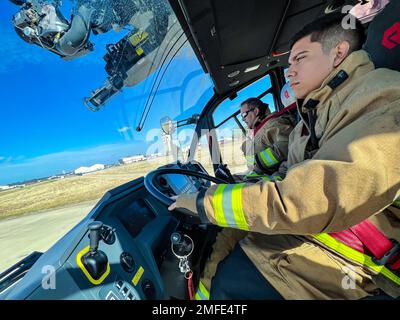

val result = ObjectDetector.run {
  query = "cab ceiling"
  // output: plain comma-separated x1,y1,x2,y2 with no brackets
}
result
169,0,358,97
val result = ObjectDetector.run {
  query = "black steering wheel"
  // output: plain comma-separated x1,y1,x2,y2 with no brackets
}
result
144,168,228,207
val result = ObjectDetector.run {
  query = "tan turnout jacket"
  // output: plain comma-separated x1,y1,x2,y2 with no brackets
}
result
195,111,295,297
241,114,295,177
177,50,400,299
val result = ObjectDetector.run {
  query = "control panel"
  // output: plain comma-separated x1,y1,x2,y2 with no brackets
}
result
155,161,211,197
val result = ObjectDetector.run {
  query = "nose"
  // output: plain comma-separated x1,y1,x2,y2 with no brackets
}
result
286,65,296,79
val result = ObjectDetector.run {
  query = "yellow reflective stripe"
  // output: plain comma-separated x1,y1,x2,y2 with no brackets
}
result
245,174,281,183
260,176,273,182
213,184,229,227
231,184,249,231
313,234,400,286
194,281,210,300
244,174,281,183
212,184,249,230
259,151,270,167
393,198,400,208
200,282,210,299
259,148,279,168
246,155,255,166
245,171,263,179
246,171,259,177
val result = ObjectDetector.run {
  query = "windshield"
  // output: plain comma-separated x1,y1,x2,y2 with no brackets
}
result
122,41,214,163
0,0,213,271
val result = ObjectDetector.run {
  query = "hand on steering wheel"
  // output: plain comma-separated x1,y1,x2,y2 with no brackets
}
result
168,196,178,211
144,168,228,206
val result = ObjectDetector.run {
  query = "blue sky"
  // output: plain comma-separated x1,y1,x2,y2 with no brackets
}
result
0,1,215,185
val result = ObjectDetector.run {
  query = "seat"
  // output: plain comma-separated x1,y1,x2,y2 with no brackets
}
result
363,0,400,71
360,0,400,300
280,81,300,124
280,81,297,109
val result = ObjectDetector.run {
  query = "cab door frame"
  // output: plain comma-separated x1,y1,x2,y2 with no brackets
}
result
187,66,286,174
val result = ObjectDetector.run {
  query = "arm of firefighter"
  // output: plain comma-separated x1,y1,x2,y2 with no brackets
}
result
175,106,400,234
241,138,256,171
256,117,293,171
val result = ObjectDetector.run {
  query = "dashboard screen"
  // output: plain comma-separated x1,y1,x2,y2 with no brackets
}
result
166,174,198,194
117,199,155,238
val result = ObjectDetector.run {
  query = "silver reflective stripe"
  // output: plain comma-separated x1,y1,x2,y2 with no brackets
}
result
212,184,249,231
258,147,279,169
221,184,240,228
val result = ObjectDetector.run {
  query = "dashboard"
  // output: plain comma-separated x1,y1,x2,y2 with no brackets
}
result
153,161,212,197
117,198,156,239
2,162,215,300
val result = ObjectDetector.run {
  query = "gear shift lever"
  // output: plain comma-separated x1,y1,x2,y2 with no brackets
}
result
81,221,109,281
89,221,103,253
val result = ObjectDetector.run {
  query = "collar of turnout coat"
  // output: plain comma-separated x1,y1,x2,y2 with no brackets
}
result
300,50,374,113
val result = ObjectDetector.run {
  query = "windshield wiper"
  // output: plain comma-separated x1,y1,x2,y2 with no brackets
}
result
136,30,188,132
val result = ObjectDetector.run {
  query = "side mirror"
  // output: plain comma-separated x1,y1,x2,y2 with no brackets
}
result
160,116,176,135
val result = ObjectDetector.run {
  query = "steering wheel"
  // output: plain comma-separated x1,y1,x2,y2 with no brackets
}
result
144,168,228,207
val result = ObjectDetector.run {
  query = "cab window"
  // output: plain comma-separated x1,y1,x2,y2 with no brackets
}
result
212,74,276,174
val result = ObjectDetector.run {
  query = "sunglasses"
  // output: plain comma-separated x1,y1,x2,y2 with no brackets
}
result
241,108,255,119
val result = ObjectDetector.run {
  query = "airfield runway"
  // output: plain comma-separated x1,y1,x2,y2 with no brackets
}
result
0,201,97,272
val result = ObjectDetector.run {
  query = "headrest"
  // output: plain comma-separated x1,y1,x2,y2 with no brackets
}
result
363,0,400,71
280,82,296,108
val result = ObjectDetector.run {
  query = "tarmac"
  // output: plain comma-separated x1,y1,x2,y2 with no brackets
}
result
0,201,97,272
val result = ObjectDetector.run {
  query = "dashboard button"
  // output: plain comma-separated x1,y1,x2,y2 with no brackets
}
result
142,279,156,300
120,252,135,273
116,280,123,290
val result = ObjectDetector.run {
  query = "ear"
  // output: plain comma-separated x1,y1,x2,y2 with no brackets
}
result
254,107,260,116
333,41,351,67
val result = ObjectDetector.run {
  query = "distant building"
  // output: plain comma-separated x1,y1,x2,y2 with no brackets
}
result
74,164,105,175
7,184,25,189
119,155,146,164
48,175,65,180
147,153,163,159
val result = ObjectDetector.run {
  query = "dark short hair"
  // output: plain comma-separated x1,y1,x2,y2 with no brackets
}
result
290,12,366,54
241,98,270,118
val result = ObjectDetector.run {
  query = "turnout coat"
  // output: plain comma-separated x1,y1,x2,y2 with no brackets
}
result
177,50,400,299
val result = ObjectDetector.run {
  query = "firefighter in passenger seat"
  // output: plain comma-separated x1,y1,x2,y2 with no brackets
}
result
190,87,297,300
170,12,400,300
239,85,297,182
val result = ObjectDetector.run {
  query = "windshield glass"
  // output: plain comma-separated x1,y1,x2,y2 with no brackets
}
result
123,41,214,163
0,0,213,271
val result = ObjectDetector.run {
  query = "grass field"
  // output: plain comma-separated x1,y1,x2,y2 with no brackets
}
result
0,141,247,220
